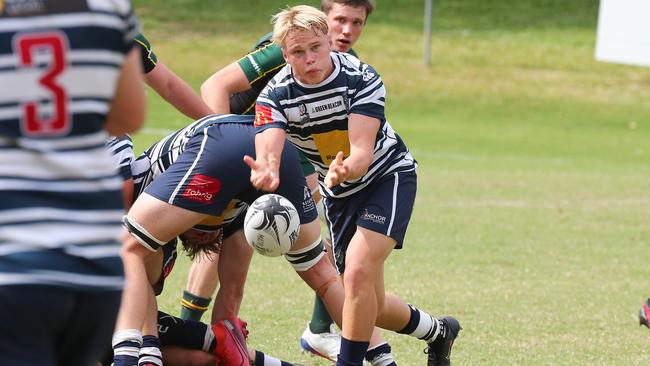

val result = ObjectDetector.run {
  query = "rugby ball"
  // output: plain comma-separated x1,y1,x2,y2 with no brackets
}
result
244,194,300,257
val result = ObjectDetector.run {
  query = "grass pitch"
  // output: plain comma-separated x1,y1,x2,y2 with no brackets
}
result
132,1,650,364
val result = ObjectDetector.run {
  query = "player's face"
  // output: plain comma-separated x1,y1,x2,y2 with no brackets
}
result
326,3,367,52
283,29,334,85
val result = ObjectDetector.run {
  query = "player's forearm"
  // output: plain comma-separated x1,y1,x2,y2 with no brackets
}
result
162,83,213,120
255,128,286,172
160,76,213,120
343,150,373,181
146,61,213,120
345,113,380,181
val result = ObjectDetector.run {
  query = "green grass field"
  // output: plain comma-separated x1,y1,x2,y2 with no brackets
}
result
131,1,650,364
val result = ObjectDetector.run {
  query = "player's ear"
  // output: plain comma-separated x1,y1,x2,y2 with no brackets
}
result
281,47,289,62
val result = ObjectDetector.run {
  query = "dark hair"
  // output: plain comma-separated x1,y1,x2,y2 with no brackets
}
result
320,0,375,17
179,229,223,261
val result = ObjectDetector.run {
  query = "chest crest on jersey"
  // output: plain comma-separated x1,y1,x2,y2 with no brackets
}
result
298,103,310,124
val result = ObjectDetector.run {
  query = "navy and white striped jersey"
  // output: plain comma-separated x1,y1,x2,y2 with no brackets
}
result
130,114,250,229
0,0,138,290
106,135,135,181
255,52,416,198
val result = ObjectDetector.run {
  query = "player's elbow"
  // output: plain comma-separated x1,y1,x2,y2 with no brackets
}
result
200,72,222,101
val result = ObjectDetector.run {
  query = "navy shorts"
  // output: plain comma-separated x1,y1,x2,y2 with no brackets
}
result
325,170,417,274
144,122,317,234
0,285,121,366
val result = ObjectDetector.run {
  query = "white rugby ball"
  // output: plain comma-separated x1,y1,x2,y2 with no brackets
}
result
244,194,300,257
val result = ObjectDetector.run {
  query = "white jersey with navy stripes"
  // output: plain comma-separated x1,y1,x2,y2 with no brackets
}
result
0,0,138,290
106,135,135,181
255,52,416,199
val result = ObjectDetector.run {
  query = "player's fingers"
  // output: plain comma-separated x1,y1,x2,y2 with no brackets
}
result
324,170,337,188
269,177,280,192
335,151,344,164
333,165,346,176
324,175,333,188
243,155,257,170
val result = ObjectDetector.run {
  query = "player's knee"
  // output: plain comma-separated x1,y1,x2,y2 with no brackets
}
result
284,236,325,271
342,264,374,294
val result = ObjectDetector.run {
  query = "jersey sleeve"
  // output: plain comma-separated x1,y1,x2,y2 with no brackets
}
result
254,84,288,133
134,33,158,74
106,135,135,181
229,72,272,115
237,42,286,84
349,62,386,121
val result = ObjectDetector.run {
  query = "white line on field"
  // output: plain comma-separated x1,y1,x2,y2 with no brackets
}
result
141,126,176,135
434,197,650,209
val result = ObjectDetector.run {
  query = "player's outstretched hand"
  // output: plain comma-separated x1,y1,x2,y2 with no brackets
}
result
325,151,349,188
244,155,279,192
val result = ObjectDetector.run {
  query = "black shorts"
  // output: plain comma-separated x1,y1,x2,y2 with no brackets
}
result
325,170,417,274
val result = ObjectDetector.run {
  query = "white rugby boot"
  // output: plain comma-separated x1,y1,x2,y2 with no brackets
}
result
299,323,340,362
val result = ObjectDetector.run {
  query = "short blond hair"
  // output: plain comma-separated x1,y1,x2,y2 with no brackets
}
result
271,5,329,46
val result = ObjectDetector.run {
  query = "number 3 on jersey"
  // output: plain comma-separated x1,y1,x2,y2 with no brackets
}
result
14,32,70,136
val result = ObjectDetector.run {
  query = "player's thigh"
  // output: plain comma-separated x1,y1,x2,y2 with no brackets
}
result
128,193,208,242
345,226,395,277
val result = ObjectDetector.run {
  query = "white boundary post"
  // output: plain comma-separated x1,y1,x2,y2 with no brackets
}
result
424,0,433,65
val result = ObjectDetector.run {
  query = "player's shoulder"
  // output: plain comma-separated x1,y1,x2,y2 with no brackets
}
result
107,134,133,146
335,51,365,71
264,65,293,90
335,51,380,82
253,32,274,50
